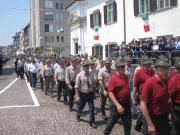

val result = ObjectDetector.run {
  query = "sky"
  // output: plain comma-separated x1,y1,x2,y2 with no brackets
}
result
0,0,29,46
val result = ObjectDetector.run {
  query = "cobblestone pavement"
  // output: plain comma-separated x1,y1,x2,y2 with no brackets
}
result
0,61,141,135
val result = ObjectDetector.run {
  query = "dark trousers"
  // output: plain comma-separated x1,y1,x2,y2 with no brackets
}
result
39,74,44,89
57,80,67,102
76,92,95,123
142,113,170,135
104,104,132,135
44,76,54,93
0,65,2,74
29,72,37,88
174,104,180,135
25,71,30,82
17,67,24,79
69,82,75,109
100,91,107,115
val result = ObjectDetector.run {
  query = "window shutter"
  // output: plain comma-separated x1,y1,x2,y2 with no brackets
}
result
170,0,177,6
104,5,107,25
134,0,139,16
90,14,94,28
113,1,117,22
92,46,95,56
150,0,157,12
100,45,103,58
98,11,101,27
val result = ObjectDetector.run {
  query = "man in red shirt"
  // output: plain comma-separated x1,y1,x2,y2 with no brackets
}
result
104,59,131,135
140,59,175,135
133,55,154,104
133,55,154,132
168,57,180,135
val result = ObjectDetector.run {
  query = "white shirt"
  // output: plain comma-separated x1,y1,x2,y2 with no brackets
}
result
28,62,39,73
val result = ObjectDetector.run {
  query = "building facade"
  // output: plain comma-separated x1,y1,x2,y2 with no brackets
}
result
12,32,20,50
23,23,31,49
66,0,88,55
30,0,72,56
126,0,179,41
68,0,179,59
87,0,180,59
87,0,123,59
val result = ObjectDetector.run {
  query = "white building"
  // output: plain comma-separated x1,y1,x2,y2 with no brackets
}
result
126,0,179,41
68,0,180,59
19,30,24,50
87,0,122,59
66,0,88,55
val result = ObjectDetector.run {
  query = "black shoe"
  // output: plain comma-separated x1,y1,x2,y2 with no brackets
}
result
57,98,60,102
45,91,47,95
102,114,107,120
69,108,73,112
64,102,69,106
76,118,80,122
90,122,97,129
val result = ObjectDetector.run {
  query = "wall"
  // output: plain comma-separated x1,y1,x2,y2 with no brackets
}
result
86,0,124,59
126,0,180,42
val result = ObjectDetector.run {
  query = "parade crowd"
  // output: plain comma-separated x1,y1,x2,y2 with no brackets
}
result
12,52,180,135
113,37,180,61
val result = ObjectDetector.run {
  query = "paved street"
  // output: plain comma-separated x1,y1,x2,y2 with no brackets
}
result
0,60,141,135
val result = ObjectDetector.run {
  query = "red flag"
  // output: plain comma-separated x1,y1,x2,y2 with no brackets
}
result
94,35,99,40
144,24,150,32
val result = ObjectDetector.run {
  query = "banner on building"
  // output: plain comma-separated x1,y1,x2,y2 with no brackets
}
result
142,13,150,32
93,26,99,40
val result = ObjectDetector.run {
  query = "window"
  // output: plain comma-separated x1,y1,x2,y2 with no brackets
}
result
61,36,64,42
90,10,101,28
44,0,53,8
55,13,59,21
93,12,100,27
60,3,63,9
55,2,58,9
107,2,114,24
44,12,54,21
60,14,63,20
104,1,117,25
92,45,103,58
75,42,78,54
139,0,150,14
134,0,177,16
105,44,117,59
158,0,170,9
45,24,53,32
57,36,60,42
45,36,54,42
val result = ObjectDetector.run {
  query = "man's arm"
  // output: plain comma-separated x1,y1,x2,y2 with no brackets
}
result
133,86,138,105
99,80,106,92
54,70,58,85
65,67,72,90
169,98,177,122
75,74,80,102
109,92,124,114
140,101,156,135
